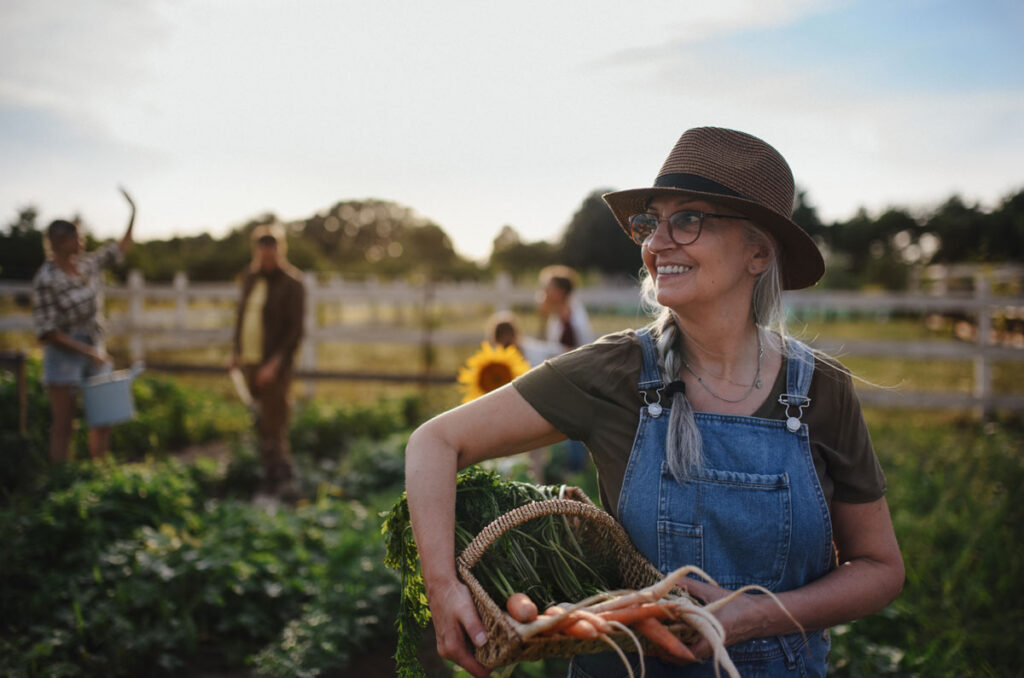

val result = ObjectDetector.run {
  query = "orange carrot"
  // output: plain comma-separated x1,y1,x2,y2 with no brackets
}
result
538,605,579,635
634,617,696,662
562,618,599,640
575,609,613,635
506,593,538,623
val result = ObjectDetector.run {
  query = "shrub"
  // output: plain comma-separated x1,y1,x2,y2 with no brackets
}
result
0,460,401,678
829,412,1024,676
0,361,250,499
289,395,423,460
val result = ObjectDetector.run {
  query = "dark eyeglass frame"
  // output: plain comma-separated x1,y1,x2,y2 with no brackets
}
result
627,209,751,246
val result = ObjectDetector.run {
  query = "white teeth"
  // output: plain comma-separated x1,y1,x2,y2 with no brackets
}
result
657,265,692,274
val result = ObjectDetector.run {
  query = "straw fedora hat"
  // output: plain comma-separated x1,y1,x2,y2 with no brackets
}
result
603,127,824,290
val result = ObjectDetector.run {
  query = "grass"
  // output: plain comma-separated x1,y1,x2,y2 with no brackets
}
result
831,408,1024,676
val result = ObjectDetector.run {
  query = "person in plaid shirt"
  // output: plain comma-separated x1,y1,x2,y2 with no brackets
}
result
31,188,136,462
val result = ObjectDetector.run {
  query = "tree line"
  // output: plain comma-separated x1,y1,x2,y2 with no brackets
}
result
2,187,1022,289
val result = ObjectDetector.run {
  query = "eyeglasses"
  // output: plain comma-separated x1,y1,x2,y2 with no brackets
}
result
626,209,751,246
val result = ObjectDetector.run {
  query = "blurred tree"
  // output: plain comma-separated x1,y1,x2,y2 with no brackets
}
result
791,188,826,240
827,207,922,289
924,196,986,263
0,207,45,280
924,192,1024,263
488,225,559,275
987,189,1024,262
294,199,480,280
559,189,642,277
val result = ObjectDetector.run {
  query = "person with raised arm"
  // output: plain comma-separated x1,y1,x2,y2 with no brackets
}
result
32,188,136,462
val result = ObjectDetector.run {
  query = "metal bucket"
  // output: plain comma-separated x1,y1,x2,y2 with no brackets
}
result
82,364,144,428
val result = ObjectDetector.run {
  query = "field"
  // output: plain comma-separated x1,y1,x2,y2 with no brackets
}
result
1,312,1023,677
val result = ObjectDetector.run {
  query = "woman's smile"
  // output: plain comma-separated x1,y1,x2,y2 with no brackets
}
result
656,264,693,276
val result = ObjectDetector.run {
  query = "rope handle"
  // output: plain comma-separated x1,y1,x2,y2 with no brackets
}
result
456,491,626,571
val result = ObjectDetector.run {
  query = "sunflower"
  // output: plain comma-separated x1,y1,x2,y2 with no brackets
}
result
457,342,531,403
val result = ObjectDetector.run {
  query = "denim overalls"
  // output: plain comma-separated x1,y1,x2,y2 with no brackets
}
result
570,328,832,677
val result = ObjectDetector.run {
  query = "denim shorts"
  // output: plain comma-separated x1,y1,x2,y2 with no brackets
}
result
42,334,111,386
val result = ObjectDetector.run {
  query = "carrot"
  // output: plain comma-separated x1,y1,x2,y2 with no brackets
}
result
598,602,673,625
634,617,696,662
506,592,538,623
562,618,599,640
535,605,578,635
575,609,613,635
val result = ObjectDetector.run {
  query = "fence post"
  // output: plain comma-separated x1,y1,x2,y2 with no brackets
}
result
973,271,993,418
127,270,144,363
496,272,512,312
173,271,188,331
301,272,318,398
420,280,436,382
368,276,380,323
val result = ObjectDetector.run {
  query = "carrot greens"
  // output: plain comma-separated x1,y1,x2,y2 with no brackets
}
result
382,467,618,678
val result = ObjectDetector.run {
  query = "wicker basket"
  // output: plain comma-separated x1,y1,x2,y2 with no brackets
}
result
455,486,701,668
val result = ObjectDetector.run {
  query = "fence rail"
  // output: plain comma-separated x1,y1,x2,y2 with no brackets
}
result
2,266,1023,412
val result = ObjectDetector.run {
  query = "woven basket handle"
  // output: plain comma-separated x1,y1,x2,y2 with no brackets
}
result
456,496,626,571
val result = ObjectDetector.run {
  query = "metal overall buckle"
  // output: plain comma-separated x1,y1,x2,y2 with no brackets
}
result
642,381,685,418
778,394,811,432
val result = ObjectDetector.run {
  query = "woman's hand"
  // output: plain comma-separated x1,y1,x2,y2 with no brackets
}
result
119,186,136,211
118,186,136,254
673,577,758,663
426,577,491,677
663,497,905,663
256,356,281,387
405,388,565,678
89,346,112,366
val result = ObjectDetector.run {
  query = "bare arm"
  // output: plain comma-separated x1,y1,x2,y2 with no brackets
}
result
405,384,566,677
685,497,904,655
118,187,136,256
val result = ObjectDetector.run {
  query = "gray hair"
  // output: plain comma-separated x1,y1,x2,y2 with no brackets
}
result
639,223,791,482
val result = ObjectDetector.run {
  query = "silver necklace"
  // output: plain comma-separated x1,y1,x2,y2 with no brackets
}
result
682,331,764,404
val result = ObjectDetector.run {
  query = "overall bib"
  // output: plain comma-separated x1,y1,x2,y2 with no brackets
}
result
570,329,833,677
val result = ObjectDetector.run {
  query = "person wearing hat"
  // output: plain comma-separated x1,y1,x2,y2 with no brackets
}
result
404,127,904,676
31,187,136,462
231,224,306,499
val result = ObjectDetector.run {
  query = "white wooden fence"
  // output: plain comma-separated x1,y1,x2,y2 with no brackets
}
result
1,265,1022,412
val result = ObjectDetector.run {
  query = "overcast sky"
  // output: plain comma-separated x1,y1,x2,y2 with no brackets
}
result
2,0,1022,261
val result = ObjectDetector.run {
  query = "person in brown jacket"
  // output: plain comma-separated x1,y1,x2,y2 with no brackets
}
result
231,224,306,497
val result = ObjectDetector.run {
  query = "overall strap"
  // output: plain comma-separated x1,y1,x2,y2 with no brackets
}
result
785,339,815,398
636,327,670,417
779,338,815,432
636,327,663,390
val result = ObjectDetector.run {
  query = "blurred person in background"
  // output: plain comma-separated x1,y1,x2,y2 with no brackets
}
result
528,265,595,472
487,310,524,354
231,224,306,499
31,188,136,462
530,265,595,362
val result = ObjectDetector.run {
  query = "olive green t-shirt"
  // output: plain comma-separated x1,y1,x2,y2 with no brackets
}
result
512,329,886,518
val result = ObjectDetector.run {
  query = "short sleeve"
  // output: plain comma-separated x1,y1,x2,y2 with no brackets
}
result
512,331,642,442
810,362,887,503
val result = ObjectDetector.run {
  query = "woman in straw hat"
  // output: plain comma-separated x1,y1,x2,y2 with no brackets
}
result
405,127,904,677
